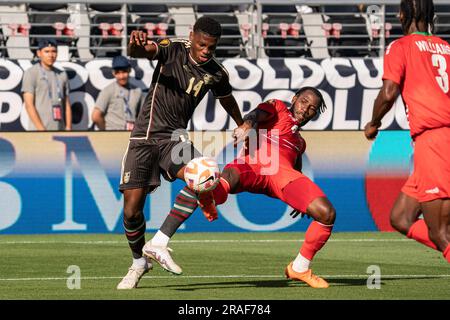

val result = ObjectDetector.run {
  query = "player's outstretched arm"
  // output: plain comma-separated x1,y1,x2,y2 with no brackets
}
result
127,30,157,59
219,95,243,126
219,95,245,147
232,107,271,147
364,79,400,140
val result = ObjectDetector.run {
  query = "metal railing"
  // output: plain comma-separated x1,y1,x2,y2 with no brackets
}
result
0,0,449,60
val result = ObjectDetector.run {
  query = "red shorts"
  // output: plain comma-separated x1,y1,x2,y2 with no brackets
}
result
224,160,325,211
402,127,450,202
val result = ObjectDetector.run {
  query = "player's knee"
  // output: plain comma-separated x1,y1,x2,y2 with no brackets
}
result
389,207,413,235
123,188,148,221
389,214,409,234
123,204,143,221
321,205,336,225
389,207,404,232
312,199,336,225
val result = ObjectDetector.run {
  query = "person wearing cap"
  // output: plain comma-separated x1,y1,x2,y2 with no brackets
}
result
92,55,143,131
22,39,72,131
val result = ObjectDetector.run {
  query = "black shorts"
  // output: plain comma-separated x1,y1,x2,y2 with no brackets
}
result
119,136,201,193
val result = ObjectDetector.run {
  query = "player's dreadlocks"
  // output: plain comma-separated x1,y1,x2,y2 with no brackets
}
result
294,86,327,114
400,0,435,34
193,16,222,38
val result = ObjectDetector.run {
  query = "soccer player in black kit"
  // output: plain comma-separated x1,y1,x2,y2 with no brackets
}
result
117,17,244,289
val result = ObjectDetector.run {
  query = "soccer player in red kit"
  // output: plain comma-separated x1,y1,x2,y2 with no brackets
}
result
364,0,450,263
210,87,336,288
147,87,335,288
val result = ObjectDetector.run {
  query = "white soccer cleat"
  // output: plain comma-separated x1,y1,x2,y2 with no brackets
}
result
142,241,183,275
116,261,152,290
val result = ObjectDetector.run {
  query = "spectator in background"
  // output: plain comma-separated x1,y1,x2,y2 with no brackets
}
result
22,39,72,131
92,56,143,131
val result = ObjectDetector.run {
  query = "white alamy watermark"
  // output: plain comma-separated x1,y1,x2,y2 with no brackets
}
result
169,129,284,175
66,265,81,289
366,265,381,289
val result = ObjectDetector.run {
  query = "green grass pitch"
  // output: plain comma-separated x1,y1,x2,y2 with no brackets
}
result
0,232,448,300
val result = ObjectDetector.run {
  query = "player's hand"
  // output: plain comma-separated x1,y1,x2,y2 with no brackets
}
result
364,121,380,140
129,30,148,47
232,121,252,148
289,209,308,219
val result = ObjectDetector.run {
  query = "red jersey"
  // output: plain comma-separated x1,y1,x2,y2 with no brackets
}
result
228,99,319,201
383,33,450,138
242,99,305,168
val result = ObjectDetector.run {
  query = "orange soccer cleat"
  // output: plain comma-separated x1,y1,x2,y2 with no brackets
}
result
284,262,329,288
197,190,218,222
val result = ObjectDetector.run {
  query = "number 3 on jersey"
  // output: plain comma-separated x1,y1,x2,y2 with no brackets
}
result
432,54,449,93
186,77,204,97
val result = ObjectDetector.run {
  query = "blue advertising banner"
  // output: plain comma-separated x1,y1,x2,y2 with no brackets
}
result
0,131,413,234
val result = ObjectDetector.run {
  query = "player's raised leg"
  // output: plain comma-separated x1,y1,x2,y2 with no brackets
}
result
282,176,335,288
421,199,450,263
390,192,438,250
400,127,450,262
143,163,239,274
142,184,196,275
210,167,241,205
142,162,196,275
117,188,153,289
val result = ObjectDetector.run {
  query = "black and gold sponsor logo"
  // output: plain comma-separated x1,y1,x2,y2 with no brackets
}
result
202,73,214,85
159,38,171,47
123,171,130,184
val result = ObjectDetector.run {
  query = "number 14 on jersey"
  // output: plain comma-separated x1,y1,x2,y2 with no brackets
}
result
186,77,204,97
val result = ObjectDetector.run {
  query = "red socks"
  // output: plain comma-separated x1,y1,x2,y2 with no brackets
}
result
444,245,450,263
212,177,231,205
406,219,438,250
300,221,333,261
406,220,450,263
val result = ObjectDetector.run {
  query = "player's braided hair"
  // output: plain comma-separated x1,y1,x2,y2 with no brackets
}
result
193,16,222,38
294,87,327,114
400,0,435,34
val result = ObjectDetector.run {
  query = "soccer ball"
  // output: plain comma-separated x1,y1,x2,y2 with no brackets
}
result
184,157,220,193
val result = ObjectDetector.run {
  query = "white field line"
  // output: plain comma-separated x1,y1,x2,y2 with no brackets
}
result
0,274,449,282
0,239,413,245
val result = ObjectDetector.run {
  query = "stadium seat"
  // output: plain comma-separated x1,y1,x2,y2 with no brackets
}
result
322,5,372,57
435,5,450,43
262,5,298,14
1,4,33,59
363,5,401,54
262,5,311,58
127,4,175,40
7,23,29,37
3,3,440,61
88,4,124,57
384,5,403,45
195,5,245,57
27,4,77,57
370,21,392,38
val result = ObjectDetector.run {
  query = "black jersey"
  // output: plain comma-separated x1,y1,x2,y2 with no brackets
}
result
131,38,232,140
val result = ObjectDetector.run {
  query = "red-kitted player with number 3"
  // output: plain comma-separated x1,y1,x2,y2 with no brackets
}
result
364,0,450,263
